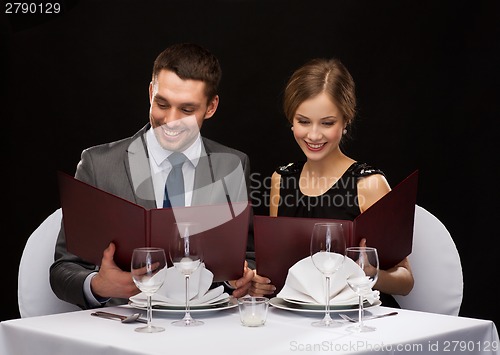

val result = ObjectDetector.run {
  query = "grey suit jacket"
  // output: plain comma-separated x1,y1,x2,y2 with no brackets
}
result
49,123,251,309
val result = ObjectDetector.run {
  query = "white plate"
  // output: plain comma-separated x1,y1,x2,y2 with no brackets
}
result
283,297,358,308
132,294,230,308
129,297,238,313
270,297,381,313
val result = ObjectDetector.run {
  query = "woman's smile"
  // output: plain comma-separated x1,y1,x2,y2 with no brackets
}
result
305,141,326,151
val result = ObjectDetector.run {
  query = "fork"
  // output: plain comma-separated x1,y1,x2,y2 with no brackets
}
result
339,311,398,323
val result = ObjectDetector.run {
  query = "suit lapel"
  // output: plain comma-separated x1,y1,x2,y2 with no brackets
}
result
192,139,232,206
192,142,215,205
125,124,156,209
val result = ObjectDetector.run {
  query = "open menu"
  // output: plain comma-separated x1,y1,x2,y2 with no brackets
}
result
57,171,251,282
253,170,419,294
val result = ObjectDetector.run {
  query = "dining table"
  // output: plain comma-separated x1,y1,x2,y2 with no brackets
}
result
1,300,499,355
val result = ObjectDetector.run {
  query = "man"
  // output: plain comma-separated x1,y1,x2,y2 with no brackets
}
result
50,43,254,309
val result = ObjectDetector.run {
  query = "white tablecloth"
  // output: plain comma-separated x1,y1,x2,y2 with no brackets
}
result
1,304,499,355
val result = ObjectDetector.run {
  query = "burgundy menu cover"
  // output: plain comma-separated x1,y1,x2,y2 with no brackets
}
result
57,171,251,282
254,170,418,294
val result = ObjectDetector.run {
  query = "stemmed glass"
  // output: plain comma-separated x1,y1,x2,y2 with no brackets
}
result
131,247,167,333
310,222,346,327
345,247,379,332
169,222,204,326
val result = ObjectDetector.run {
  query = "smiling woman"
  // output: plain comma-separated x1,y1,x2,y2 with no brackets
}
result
249,58,414,308
292,93,345,165
272,58,391,219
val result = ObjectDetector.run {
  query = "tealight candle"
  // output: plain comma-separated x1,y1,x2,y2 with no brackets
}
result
238,296,269,327
242,313,265,326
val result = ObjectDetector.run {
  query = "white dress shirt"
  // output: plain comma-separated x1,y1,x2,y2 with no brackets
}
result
145,127,201,207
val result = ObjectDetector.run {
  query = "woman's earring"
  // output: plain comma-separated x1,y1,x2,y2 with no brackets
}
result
343,128,347,134
291,126,294,131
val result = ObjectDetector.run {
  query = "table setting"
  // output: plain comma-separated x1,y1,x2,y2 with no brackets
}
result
128,224,239,330
273,252,380,312
2,233,499,355
128,264,234,312
3,222,499,354
127,222,387,330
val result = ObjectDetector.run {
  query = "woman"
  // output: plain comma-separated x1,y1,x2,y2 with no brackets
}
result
251,58,413,306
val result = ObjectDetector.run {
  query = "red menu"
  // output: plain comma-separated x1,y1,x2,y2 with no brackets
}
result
254,170,419,293
57,171,251,282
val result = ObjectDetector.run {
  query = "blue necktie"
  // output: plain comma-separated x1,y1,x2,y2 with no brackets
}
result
163,152,187,208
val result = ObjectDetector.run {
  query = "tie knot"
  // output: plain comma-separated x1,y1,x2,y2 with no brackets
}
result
168,152,187,168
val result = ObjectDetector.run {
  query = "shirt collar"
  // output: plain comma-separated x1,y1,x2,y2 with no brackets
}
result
146,127,202,169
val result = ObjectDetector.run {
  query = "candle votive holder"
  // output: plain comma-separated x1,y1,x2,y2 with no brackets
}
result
237,296,269,327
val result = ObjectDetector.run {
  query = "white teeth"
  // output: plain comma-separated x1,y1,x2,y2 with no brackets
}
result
306,142,325,149
162,128,182,137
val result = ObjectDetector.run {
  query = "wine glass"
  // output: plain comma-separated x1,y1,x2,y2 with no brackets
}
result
131,247,167,333
169,222,204,326
345,246,379,332
310,222,346,327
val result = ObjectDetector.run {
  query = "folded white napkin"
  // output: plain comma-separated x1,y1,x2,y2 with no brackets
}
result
130,263,229,306
277,255,380,306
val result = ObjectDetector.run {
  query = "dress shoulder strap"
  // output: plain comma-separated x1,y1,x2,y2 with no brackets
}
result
348,162,386,178
275,161,305,176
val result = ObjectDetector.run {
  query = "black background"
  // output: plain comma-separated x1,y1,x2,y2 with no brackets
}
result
1,0,499,326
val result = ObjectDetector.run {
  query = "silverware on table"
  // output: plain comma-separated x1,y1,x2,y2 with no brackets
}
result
91,311,147,324
339,311,398,323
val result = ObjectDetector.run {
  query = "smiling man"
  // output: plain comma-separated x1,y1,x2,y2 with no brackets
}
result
50,43,254,309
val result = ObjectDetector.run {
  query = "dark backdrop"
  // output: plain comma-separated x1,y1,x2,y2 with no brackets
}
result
2,0,498,326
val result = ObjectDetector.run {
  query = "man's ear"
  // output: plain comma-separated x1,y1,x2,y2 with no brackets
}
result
204,95,219,119
149,82,154,103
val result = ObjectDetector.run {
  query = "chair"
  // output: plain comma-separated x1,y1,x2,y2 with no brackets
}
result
393,205,463,316
18,208,81,317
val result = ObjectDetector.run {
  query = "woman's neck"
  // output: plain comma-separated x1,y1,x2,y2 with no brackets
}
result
300,150,354,196
304,150,351,176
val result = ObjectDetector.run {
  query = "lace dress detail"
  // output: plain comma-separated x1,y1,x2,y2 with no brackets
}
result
276,161,385,219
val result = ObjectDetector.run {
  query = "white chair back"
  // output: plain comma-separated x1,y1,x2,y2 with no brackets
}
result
394,205,463,315
18,208,80,317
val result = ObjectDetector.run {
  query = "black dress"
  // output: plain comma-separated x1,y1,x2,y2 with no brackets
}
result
275,160,401,308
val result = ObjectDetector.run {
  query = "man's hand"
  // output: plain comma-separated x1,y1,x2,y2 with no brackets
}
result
249,272,276,296
90,242,139,299
228,261,254,298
